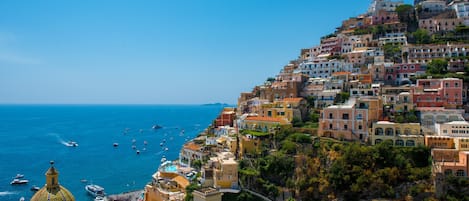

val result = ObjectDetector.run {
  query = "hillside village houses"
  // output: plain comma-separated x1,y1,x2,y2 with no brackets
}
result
143,0,469,200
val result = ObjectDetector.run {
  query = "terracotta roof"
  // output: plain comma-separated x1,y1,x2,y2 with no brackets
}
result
245,116,289,124
332,71,352,76
282,97,303,102
172,175,190,189
184,142,201,151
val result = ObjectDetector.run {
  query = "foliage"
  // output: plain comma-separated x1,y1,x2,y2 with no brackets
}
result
412,29,431,44
266,77,276,82
383,43,402,62
241,129,270,137
291,117,304,127
444,175,469,201
427,59,448,74
191,159,202,170
184,183,199,201
334,92,350,104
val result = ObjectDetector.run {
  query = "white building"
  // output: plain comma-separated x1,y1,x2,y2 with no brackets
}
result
435,121,469,137
378,32,407,46
368,0,403,15
450,1,469,25
419,0,448,13
295,59,357,79
419,107,466,135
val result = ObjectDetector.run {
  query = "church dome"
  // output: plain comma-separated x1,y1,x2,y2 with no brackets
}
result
30,161,75,201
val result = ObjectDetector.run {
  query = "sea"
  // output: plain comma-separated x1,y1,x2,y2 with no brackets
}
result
0,104,224,201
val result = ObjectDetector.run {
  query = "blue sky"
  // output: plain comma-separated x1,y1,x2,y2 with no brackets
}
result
0,0,412,104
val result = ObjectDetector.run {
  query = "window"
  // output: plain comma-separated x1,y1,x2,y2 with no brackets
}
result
385,128,394,136
375,139,382,144
444,169,453,176
359,125,363,130
395,129,401,136
329,113,333,119
344,124,348,130
457,170,465,177
395,140,404,146
455,82,459,87
376,128,384,135
342,113,349,120
329,124,333,129
406,140,415,147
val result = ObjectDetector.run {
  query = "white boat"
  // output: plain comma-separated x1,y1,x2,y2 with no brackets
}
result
65,141,78,147
152,124,162,129
19,197,25,201
10,179,29,185
14,174,24,179
94,196,105,201
31,185,40,192
113,143,119,147
85,184,105,197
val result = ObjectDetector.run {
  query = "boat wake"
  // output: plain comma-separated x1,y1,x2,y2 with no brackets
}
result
47,133,78,147
0,191,18,196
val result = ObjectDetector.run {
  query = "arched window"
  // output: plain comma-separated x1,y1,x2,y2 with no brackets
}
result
444,169,453,176
385,128,394,136
375,139,382,144
376,128,384,135
395,140,404,146
457,170,465,177
395,129,401,136
406,140,415,147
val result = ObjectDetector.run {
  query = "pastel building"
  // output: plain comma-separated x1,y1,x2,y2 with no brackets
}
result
179,142,208,168
419,18,464,33
371,9,399,25
193,188,223,201
435,121,469,137
368,0,403,15
378,32,407,46
215,108,236,127
295,59,357,79
419,107,465,135
239,116,291,132
369,121,424,146
384,63,425,86
318,97,383,141
205,152,239,190
451,1,469,25
144,171,189,201
404,43,469,64
413,78,463,108
383,91,414,113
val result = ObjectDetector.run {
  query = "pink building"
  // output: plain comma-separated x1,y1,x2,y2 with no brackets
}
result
413,78,463,108
384,63,425,86
320,37,342,56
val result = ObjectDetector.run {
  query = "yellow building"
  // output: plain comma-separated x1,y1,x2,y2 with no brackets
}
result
193,187,223,201
144,171,189,201
369,121,424,146
207,152,238,189
31,161,75,201
260,98,307,122
240,116,291,133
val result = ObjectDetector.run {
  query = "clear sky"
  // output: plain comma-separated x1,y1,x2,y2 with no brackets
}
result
0,0,412,104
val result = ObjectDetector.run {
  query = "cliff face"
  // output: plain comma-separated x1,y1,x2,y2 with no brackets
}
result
239,133,434,201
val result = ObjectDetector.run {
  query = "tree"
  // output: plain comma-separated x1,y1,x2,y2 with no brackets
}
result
427,59,448,74
413,29,431,44
192,159,202,170
383,44,402,62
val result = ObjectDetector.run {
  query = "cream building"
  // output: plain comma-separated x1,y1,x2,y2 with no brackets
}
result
370,121,424,146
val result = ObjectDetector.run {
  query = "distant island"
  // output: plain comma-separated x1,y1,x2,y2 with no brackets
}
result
201,103,232,107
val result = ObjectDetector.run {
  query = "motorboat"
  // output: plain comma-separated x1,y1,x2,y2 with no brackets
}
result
113,143,119,147
10,179,29,185
143,141,148,145
136,150,140,154
94,196,105,201
14,174,24,179
19,197,25,201
152,124,162,129
161,157,166,163
31,185,40,192
85,184,105,197
65,141,78,147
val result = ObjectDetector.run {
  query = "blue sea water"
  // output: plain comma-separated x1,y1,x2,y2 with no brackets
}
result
0,104,223,201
